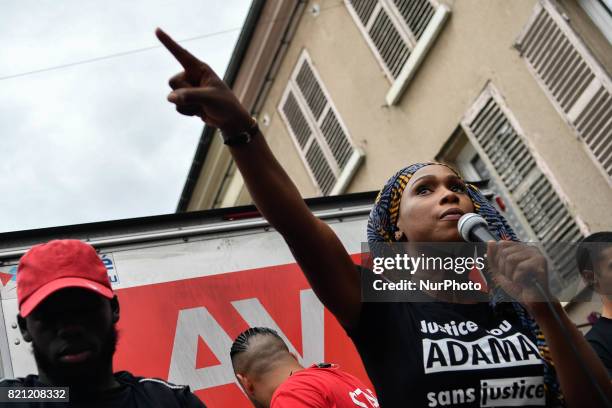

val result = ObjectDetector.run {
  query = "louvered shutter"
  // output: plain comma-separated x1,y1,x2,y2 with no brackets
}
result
345,0,437,81
516,1,612,181
279,52,363,195
392,0,436,40
463,87,583,283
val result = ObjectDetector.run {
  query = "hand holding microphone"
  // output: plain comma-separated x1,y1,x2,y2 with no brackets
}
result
458,213,551,307
461,214,612,407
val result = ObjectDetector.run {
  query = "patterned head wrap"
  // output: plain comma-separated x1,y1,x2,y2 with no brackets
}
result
367,162,516,244
367,162,564,406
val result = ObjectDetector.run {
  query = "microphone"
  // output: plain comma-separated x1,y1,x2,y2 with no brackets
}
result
457,213,494,289
459,212,545,292
457,218,612,406
458,213,497,243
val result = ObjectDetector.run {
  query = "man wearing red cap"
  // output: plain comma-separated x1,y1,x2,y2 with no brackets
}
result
0,239,207,407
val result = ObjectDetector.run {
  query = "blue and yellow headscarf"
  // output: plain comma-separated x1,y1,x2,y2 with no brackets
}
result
367,162,564,406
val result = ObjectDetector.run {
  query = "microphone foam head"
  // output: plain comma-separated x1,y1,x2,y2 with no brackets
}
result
458,213,488,242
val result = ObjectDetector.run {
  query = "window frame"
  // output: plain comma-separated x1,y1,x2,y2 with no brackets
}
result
278,50,364,196
515,0,612,185
460,83,587,286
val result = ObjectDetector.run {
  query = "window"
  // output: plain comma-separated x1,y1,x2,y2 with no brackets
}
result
439,135,532,243
345,0,450,104
278,51,364,195
459,84,584,284
516,0,612,183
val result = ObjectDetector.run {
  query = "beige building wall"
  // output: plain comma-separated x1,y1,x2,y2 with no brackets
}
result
183,0,611,323
230,0,611,232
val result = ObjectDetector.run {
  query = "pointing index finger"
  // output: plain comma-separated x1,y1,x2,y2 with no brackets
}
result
155,28,202,71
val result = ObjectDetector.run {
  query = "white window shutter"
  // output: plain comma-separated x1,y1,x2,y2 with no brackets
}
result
516,0,612,182
345,0,450,104
320,109,354,169
346,0,411,80
462,85,583,284
391,0,436,40
295,61,327,120
281,90,313,149
279,51,364,196
305,140,336,195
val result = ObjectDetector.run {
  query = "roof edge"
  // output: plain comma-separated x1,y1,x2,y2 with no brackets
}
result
176,0,267,213
0,191,378,251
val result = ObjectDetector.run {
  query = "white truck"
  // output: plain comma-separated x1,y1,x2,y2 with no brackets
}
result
0,192,375,407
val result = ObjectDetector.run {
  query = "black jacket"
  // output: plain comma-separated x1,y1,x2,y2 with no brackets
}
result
0,371,207,407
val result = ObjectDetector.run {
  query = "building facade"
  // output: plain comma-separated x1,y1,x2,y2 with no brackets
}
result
178,0,612,324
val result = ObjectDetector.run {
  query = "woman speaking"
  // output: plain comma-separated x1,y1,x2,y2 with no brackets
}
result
155,28,611,408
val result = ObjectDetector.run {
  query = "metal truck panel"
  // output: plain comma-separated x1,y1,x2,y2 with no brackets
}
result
0,194,375,407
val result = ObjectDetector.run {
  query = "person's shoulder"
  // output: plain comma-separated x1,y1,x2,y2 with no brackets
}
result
0,375,39,387
303,364,368,386
278,367,330,391
115,372,206,407
585,319,612,373
586,317,612,344
117,371,185,389
0,378,23,387
272,370,328,407
287,364,358,388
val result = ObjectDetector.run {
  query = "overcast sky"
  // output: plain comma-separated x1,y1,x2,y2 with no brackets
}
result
0,0,250,233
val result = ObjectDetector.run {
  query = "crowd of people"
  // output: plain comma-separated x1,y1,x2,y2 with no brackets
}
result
0,29,610,407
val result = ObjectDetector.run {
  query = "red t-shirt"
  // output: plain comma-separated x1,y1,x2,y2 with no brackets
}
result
270,364,379,408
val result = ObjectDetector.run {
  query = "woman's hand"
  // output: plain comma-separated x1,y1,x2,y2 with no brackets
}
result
155,28,361,328
155,28,253,135
488,240,612,406
487,241,552,310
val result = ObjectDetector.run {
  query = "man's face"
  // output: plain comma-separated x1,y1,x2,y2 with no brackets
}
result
18,288,119,384
594,246,612,298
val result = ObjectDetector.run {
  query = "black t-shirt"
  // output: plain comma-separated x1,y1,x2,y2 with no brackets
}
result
0,371,206,408
347,299,553,408
586,316,612,377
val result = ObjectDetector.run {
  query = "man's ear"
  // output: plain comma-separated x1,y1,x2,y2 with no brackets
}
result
17,314,32,342
111,295,120,323
236,373,255,396
582,269,595,287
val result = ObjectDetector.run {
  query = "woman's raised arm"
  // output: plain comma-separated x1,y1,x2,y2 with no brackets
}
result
156,28,362,329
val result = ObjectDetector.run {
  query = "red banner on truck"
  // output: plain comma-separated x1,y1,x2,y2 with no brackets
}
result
0,195,375,407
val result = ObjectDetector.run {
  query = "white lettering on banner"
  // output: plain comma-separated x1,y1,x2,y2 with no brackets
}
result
168,289,324,392
423,332,542,374
231,289,324,367
100,254,119,285
349,388,379,407
168,305,235,390
480,376,545,407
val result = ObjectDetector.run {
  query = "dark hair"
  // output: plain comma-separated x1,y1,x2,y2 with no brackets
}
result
230,327,284,360
576,231,612,274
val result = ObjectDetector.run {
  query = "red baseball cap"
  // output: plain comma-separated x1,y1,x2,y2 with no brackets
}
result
17,239,114,317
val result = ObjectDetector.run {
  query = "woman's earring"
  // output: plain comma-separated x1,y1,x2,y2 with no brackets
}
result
394,231,405,241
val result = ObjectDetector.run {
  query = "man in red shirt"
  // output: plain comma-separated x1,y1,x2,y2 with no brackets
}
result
230,327,379,408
